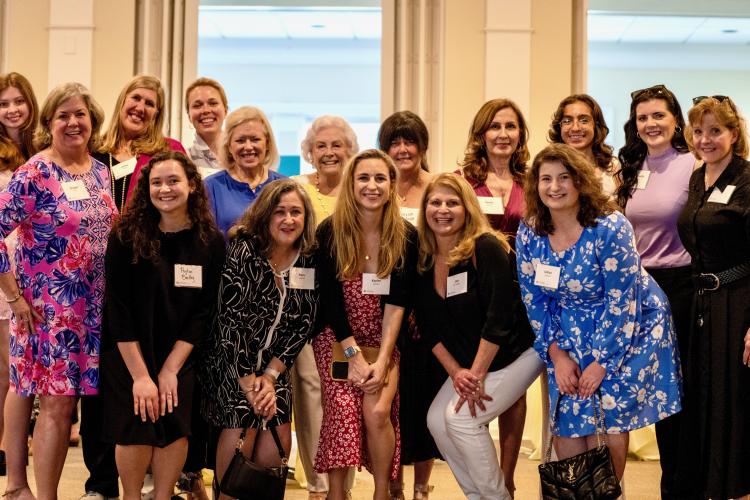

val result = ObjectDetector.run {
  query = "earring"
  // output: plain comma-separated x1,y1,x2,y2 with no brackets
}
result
675,126,682,133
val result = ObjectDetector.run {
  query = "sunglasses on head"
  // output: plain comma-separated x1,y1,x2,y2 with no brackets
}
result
630,84,668,100
692,95,730,105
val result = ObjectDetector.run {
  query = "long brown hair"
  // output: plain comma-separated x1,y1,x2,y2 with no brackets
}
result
114,151,218,263
417,173,509,273
0,72,39,170
333,149,407,279
524,144,616,236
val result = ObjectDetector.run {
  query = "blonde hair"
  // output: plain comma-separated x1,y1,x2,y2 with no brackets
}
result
100,75,168,156
417,173,509,273
686,96,748,159
35,82,105,152
221,106,279,171
333,149,407,279
184,77,228,113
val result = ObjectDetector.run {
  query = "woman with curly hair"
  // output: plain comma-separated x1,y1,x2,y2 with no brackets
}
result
548,94,617,196
516,143,681,482
100,151,224,500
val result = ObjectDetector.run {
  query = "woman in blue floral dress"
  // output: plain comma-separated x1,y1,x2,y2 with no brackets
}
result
515,143,681,480
0,83,115,500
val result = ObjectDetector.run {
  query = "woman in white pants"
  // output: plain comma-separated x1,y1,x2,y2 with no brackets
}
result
412,173,543,499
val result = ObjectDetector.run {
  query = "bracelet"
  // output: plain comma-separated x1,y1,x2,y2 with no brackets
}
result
264,367,280,381
5,290,21,304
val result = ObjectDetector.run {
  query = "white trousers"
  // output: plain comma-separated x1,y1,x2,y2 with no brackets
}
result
427,347,543,500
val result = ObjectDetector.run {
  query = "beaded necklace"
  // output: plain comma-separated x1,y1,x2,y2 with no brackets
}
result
108,154,129,211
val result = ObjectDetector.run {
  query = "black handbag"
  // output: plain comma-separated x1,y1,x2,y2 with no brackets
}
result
538,392,622,500
219,425,288,500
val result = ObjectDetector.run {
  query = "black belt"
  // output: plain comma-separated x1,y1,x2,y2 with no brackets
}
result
692,261,750,292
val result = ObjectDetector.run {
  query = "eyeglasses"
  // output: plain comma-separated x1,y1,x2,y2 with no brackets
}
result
630,84,667,100
692,95,729,105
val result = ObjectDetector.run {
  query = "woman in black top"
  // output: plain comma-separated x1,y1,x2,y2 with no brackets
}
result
101,152,225,499
676,95,750,499
414,173,540,499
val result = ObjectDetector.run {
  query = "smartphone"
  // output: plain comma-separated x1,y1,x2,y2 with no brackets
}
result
330,360,349,381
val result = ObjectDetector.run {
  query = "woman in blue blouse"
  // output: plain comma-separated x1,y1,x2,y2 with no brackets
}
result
516,143,681,480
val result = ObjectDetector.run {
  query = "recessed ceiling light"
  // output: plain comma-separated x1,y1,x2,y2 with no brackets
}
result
722,28,738,33
311,24,325,29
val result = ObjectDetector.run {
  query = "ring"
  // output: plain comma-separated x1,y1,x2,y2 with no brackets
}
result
167,393,173,397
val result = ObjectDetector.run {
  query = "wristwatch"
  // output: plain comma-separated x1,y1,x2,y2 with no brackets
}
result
343,345,362,359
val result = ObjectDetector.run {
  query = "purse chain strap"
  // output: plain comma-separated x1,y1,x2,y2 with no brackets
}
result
235,424,289,467
544,389,608,463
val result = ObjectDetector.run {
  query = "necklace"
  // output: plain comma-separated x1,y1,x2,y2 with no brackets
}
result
269,260,288,278
314,173,335,218
108,154,129,211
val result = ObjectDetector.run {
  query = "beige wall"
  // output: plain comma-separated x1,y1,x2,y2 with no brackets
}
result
4,0,50,100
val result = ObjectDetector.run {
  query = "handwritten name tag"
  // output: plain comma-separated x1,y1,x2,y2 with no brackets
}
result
400,207,419,225
362,273,391,295
446,272,468,298
61,180,90,201
174,264,202,288
478,196,504,215
533,263,561,289
636,170,651,190
111,157,137,180
289,267,315,290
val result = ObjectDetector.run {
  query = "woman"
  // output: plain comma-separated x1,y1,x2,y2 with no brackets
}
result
457,98,530,495
516,143,682,482
313,149,417,500
616,84,694,499
185,77,228,177
377,111,441,500
100,151,224,500
204,106,285,236
676,96,750,499
0,82,115,500
414,173,540,500
94,75,186,212
548,94,617,196
0,71,38,477
201,179,318,499
291,115,358,500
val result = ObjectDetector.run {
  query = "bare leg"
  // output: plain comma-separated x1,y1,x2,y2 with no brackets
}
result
552,435,589,461
413,459,434,499
215,427,258,500
497,394,526,497
0,319,9,450
363,364,399,500
152,438,188,500
328,468,351,500
3,392,34,499
33,395,77,500
586,432,629,480
115,445,152,500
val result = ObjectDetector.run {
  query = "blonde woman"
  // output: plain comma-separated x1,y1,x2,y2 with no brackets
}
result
204,106,284,236
313,149,417,500
184,77,228,176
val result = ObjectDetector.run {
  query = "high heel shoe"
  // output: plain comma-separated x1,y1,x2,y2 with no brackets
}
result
389,481,405,500
413,483,434,500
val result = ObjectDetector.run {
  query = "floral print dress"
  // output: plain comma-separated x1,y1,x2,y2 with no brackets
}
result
0,154,116,396
516,212,682,436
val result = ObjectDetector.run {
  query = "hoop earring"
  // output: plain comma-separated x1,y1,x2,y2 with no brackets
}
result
675,126,682,134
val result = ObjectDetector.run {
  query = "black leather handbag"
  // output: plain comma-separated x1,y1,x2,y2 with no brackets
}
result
538,393,622,500
219,425,287,500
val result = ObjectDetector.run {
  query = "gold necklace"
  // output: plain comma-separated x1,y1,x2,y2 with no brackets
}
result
108,154,128,211
314,173,334,218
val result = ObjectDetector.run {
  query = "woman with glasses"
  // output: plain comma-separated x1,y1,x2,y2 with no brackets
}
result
676,95,750,500
615,84,694,499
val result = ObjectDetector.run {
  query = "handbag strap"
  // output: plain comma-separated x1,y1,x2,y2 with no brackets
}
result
543,390,608,463
235,425,288,467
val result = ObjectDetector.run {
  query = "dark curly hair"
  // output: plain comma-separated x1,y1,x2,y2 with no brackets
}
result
460,98,529,185
548,94,614,172
114,151,218,263
377,110,430,171
615,84,688,208
524,144,616,236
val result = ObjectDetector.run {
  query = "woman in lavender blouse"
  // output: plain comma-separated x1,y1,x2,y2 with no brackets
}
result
615,84,694,500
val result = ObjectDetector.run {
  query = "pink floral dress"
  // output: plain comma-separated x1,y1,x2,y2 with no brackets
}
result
0,154,117,396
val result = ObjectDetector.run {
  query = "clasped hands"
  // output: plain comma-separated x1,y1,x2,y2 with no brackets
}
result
347,354,388,394
553,353,606,399
132,367,179,423
452,368,492,417
240,373,278,420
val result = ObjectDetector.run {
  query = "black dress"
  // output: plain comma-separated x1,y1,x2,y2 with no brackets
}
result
100,227,226,446
675,155,750,499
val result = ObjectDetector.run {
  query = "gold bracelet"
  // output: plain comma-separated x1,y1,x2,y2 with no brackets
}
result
5,290,21,303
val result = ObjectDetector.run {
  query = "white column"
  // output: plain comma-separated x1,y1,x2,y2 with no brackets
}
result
48,0,94,89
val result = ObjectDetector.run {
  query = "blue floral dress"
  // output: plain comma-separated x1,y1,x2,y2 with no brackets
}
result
0,154,116,396
516,212,682,436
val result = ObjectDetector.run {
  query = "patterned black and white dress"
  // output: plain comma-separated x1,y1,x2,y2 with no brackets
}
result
200,235,318,429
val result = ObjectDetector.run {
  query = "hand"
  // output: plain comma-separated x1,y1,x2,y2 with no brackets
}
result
10,296,44,333
347,354,374,388
578,361,606,399
743,327,750,368
251,375,277,419
361,359,389,394
451,368,481,398
157,367,179,416
552,353,581,396
132,375,159,423
454,387,493,417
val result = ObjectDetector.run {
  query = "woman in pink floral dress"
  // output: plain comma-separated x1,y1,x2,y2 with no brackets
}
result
0,82,116,500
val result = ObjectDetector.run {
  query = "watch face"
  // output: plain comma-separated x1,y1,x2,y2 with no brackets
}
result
344,346,356,358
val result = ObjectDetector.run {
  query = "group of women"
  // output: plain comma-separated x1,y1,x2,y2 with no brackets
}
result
0,68,747,500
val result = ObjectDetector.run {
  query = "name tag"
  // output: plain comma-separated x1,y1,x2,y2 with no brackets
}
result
446,271,468,298
174,264,202,288
533,263,561,289
636,170,650,190
111,157,137,180
707,184,736,204
289,267,315,290
478,196,504,215
61,180,90,201
400,207,419,225
362,273,391,295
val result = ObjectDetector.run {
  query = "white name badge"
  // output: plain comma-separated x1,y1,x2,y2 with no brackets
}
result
174,264,203,288
707,184,736,204
61,180,90,201
400,207,419,225
636,170,651,190
446,271,468,298
478,196,504,215
362,273,391,295
289,267,315,290
111,157,137,180
533,263,561,289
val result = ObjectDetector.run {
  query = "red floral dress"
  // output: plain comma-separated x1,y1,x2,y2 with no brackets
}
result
312,276,401,479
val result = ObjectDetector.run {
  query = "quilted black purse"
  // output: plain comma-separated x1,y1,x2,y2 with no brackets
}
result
538,393,622,500
219,425,287,500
